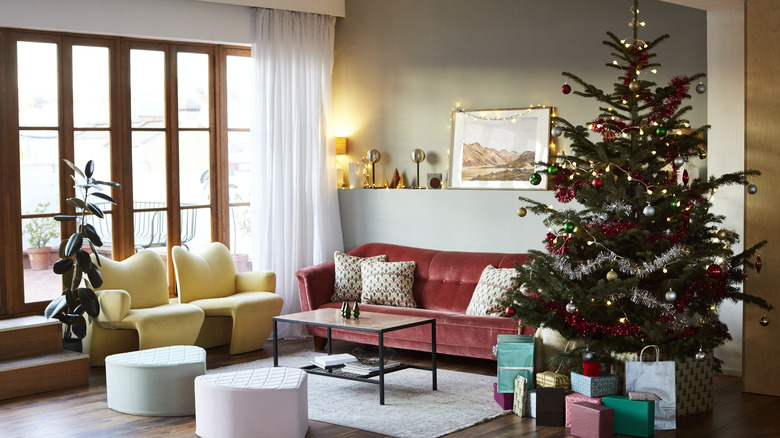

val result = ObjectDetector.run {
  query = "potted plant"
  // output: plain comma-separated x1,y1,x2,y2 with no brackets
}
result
24,201,60,270
44,159,121,352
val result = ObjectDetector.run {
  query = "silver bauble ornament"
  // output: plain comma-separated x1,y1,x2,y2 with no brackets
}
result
606,269,618,281
760,315,769,327
517,207,527,217
673,156,685,168
747,184,758,195
551,126,563,138
643,205,655,217
695,349,707,362
665,289,677,302
582,350,595,362
566,301,577,313
695,82,707,94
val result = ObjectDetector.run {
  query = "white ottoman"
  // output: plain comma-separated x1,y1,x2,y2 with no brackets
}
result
195,367,308,438
105,345,206,416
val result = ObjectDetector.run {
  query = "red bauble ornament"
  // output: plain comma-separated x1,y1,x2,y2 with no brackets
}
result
562,83,572,94
504,306,516,317
756,255,762,274
592,177,604,189
682,169,690,186
707,264,722,277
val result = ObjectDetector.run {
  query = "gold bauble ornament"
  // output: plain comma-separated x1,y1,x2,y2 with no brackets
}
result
606,269,618,281
629,80,640,92
760,314,769,327
517,207,527,217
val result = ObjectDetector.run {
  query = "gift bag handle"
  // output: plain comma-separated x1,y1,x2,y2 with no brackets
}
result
639,345,660,362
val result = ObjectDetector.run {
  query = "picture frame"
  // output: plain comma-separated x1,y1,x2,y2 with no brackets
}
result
448,107,552,189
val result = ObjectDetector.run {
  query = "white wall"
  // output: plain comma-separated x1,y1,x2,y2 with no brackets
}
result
708,7,745,376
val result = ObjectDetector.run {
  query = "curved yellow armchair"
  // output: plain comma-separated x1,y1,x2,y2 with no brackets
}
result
87,250,205,366
172,242,284,354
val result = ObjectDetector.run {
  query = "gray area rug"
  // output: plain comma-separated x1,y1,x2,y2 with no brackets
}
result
209,351,509,438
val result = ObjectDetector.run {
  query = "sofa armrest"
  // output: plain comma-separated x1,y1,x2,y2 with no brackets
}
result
235,270,276,294
296,260,336,311
95,289,131,323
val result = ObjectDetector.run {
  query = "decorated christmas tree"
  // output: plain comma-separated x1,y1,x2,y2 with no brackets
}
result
507,0,772,369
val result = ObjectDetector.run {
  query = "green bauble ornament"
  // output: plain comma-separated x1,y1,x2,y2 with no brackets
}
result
529,173,542,186
670,195,679,212
547,165,559,175
352,301,360,318
563,222,575,233
655,127,667,136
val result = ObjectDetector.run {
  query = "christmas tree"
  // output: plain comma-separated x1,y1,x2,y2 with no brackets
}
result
507,0,772,369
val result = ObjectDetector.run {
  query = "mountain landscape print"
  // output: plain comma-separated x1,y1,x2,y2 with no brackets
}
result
460,141,536,181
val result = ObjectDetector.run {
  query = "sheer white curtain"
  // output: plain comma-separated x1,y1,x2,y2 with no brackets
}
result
250,8,343,338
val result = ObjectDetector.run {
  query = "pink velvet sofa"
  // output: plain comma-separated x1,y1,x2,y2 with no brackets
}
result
296,242,535,360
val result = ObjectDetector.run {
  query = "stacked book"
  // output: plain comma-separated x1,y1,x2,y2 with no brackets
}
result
309,353,357,369
341,360,402,375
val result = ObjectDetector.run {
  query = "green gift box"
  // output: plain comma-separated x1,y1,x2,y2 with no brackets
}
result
602,395,654,437
496,334,534,393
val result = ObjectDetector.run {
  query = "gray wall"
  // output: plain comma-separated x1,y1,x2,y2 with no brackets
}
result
334,0,707,252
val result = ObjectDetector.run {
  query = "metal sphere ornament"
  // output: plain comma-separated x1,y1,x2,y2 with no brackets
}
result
759,314,769,327
717,229,728,240
665,289,677,302
529,172,542,186
517,207,527,217
606,269,618,282
695,348,707,362
673,156,685,168
366,148,381,164
551,125,563,138
707,264,723,277
547,165,559,175
565,300,578,313
643,204,655,217
582,350,595,362
629,80,640,92
747,184,758,195
563,222,575,233
592,177,604,189
504,306,516,317
562,83,572,94
695,82,707,94
410,148,425,164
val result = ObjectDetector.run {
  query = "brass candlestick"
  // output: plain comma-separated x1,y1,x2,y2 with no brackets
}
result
410,149,425,189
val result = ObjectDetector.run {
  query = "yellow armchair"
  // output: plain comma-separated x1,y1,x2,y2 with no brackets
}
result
172,242,284,354
87,250,205,366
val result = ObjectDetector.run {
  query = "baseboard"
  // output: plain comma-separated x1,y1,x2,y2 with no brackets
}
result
719,367,742,377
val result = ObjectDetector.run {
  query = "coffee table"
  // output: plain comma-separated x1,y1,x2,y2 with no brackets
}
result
272,308,437,405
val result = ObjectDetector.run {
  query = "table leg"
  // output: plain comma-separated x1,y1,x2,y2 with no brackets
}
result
379,332,385,405
431,320,437,390
273,319,279,367
327,327,332,355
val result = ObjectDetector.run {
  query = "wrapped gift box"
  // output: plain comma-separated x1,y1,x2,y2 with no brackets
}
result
535,387,565,427
493,382,513,410
513,374,528,417
601,395,654,438
571,371,619,398
496,334,534,393
527,389,536,418
536,370,570,391
571,401,615,438
565,392,602,427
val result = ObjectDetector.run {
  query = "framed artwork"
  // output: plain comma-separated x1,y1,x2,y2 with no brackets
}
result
448,107,552,189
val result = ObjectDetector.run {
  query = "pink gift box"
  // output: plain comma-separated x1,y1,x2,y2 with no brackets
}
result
493,382,513,410
571,401,614,438
565,392,602,427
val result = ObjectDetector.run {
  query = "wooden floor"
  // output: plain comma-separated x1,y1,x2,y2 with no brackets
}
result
0,338,778,438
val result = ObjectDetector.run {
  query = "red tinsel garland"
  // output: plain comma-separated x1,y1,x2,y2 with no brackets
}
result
530,293,642,336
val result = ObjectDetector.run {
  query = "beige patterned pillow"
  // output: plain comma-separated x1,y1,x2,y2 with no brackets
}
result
465,265,520,316
360,260,417,308
332,252,387,302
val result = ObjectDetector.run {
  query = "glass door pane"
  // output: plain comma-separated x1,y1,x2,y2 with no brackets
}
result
177,52,210,129
73,45,110,128
131,49,165,128
17,41,58,127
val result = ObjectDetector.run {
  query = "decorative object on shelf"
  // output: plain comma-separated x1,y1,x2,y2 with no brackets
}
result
335,137,347,155
366,149,381,188
427,173,442,189
390,168,401,189
410,148,426,189
352,301,360,318
45,159,121,352
397,174,407,189
341,301,352,319
352,345,396,367
382,178,389,189
449,107,552,190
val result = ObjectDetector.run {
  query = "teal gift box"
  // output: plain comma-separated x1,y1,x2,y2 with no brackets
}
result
496,334,534,393
602,395,654,437
571,371,619,398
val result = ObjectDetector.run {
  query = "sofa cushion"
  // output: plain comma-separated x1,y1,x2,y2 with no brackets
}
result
360,260,417,308
465,265,520,316
332,251,387,302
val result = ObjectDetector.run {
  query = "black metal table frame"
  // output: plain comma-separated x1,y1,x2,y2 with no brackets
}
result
272,316,437,405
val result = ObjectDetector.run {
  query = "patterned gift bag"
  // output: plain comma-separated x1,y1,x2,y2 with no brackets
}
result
513,374,528,416
676,355,713,416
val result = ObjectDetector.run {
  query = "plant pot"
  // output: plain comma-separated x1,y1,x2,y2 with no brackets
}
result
27,247,53,270
63,338,83,353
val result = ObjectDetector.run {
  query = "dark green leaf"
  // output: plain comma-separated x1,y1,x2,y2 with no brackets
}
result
84,224,103,247
67,197,89,210
65,232,83,257
44,295,67,319
62,266,74,289
65,288,79,310
53,258,74,274
94,180,121,188
90,192,116,204
59,239,68,258
71,315,88,339
63,159,85,179
84,160,94,178
89,241,102,267
75,250,92,273
77,287,100,318
87,267,103,289
54,215,77,222
87,203,104,218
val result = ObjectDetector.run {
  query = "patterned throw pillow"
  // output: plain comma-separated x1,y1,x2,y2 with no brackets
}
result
360,260,417,308
465,265,520,316
332,252,388,302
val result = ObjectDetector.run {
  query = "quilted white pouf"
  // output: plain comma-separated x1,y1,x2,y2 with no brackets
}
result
194,367,308,438
105,345,206,416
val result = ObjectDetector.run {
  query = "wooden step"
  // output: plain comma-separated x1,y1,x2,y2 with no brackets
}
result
0,316,63,360
0,350,90,401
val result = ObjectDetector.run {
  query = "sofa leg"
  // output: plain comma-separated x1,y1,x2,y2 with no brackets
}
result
312,336,328,351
